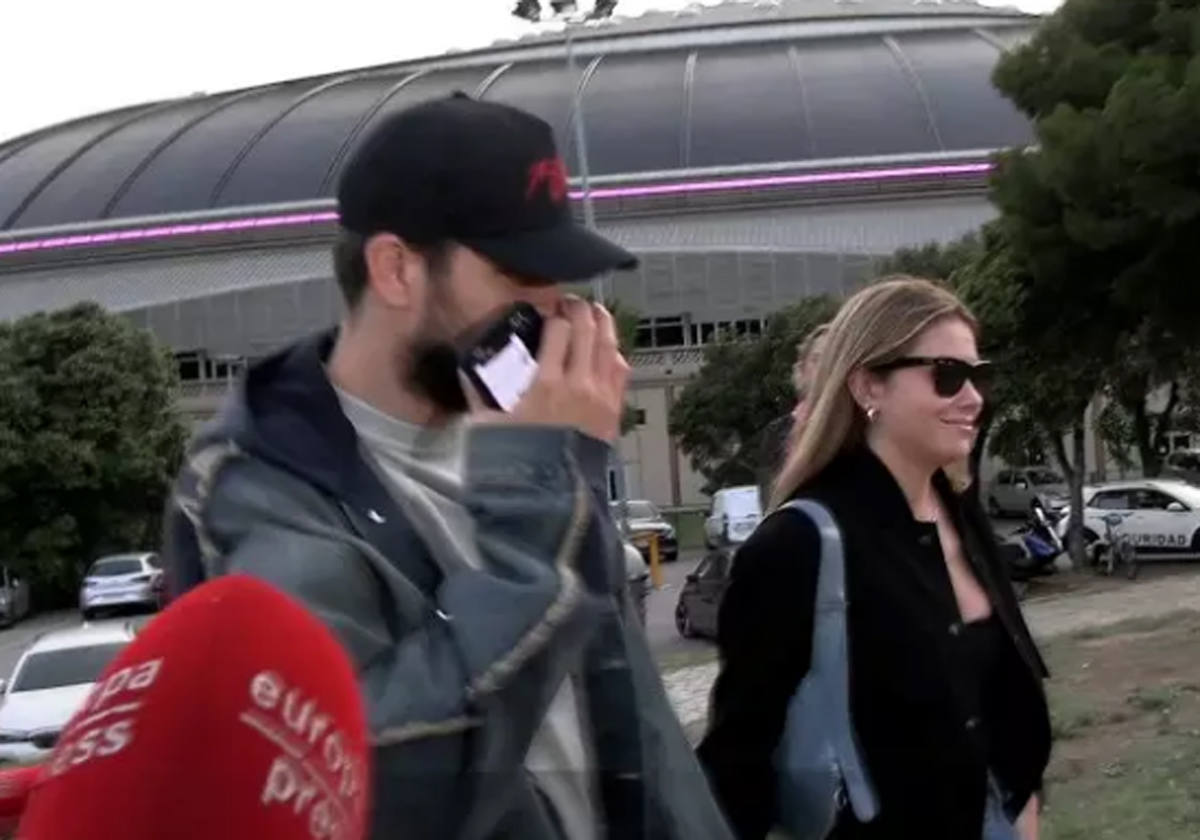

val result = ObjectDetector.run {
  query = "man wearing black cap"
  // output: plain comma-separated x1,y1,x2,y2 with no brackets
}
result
163,94,734,840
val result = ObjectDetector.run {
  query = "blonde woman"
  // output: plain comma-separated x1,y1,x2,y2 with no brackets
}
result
698,279,1050,840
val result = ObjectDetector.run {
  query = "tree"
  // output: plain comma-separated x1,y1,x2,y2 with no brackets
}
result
669,297,838,493
975,0,1200,560
991,0,1200,478
0,304,187,606
876,232,983,283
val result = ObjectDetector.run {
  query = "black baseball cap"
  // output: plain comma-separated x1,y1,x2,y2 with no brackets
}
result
337,93,637,282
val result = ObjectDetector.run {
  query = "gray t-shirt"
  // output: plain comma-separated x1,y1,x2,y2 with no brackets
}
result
335,388,598,840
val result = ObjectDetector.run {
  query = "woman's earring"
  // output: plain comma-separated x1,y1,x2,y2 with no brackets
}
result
866,406,880,423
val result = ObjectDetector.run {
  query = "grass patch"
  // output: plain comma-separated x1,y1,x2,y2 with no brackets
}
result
1127,686,1177,714
1041,612,1200,839
1051,705,1099,741
1065,609,1200,642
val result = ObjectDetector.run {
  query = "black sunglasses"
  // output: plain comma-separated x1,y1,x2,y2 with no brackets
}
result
871,356,994,399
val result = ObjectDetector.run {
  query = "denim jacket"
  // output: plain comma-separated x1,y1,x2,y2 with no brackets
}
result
162,331,733,840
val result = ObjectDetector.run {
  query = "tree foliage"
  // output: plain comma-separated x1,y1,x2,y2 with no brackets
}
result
669,297,838,493
0,304,187,605
979,0,1200,558
990,0,1200,479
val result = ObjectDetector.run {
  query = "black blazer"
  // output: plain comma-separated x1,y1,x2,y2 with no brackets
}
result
697,447,1051,840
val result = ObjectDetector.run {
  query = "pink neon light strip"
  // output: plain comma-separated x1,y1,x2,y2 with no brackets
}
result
0,161,991,257
573,161,992,200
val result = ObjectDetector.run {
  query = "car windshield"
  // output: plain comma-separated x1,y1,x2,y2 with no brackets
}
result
1030,470,1064,485
723,488,762,518
88,558,143,577
623,502,659,520
12,643,127,692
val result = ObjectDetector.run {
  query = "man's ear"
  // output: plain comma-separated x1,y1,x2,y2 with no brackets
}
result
363,233,423,309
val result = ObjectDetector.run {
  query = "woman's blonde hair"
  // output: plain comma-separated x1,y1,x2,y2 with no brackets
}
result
770,277,979,509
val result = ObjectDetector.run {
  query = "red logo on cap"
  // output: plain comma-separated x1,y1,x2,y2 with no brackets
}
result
526,157,569,204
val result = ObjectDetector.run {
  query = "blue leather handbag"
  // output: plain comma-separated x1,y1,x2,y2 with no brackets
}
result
773,499,880,839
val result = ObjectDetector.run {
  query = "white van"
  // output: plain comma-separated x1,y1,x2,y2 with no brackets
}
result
704,486,764,548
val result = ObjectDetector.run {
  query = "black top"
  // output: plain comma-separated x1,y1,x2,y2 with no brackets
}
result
697,447,1051,840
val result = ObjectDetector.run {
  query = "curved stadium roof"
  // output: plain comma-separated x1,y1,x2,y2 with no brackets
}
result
0,0,1035,236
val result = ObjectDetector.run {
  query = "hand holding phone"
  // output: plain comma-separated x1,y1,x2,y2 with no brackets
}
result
460,302,544,412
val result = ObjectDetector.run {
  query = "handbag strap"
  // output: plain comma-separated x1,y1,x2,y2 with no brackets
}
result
780,499,880,821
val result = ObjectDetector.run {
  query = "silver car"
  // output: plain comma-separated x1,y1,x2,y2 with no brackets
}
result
986,468,1069,518
0,621,136,762
79,553,164,620
612,500,679,562
0,567,31,627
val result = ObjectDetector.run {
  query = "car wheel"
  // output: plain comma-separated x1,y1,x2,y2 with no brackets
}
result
675,602,696,639
987,496,1002,518
81,608,94,621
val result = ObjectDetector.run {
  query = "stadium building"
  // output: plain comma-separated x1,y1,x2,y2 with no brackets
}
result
0,0,1037,512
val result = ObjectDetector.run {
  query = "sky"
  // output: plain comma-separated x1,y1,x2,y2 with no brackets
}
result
2,0,1062,143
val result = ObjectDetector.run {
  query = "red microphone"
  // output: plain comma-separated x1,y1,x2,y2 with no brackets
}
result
17,575,371,840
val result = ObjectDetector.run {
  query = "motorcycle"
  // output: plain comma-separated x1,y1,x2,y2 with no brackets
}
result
998,499,1063,586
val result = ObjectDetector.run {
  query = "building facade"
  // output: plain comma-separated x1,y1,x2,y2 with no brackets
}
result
0,0,1039,512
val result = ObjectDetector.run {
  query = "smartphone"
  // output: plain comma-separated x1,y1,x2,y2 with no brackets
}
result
459,302,544,412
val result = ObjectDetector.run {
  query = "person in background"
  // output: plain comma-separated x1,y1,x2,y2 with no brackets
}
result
162,94,732,840
754,324,830,504
699,278,1051,839
786,323,830,449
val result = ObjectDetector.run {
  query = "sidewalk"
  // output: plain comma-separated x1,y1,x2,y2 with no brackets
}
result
664,572,1200,731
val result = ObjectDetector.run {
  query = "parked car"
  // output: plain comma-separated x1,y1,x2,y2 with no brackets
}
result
704,486,763,549
986,467,1069,518
675,549,733,639
612,500,678,562
0,567,31,627
79,553,165,620
0,621,137,762
1056,479,1200,561
1164,449,1200,486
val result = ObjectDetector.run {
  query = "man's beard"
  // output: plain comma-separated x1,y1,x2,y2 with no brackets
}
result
406,337,469,415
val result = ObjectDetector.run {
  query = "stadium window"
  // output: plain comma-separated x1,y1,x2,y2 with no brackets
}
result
699,322,716,345
632,408,647,426
636,316,687,348
635,321,655,349
654,316,685,348
176,352,201,381
208,356,245,379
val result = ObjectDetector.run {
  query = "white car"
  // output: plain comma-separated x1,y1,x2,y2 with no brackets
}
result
1057,479,1200,559
79,553,165,620
704,486,764,548
0,621,137,762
